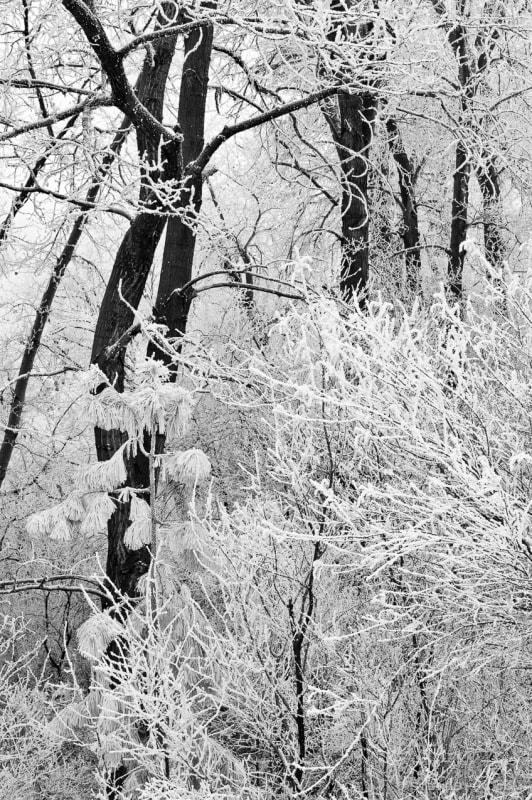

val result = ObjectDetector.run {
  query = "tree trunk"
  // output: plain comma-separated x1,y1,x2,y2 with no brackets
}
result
152,14,214,355
89,5,181,605
324,3,377,308
385,117,422,296
94,11,214,606
333,92,377,307
448,137,470,303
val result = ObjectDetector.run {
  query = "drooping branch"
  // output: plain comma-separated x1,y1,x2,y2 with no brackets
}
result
0,576,107,601
0,180,133,221
0,78,95,95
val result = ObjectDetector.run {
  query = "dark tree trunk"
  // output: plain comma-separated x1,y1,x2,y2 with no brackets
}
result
105,17,215,599
152,15,214,355
333,92,377,307
385,117,422,296
88,6,181,605
446,15,473,304
429,2,504,305
93,11,214,607
448,137,470,303
324,3,377,308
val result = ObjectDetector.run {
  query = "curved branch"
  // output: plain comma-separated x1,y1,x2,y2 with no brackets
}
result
118,16,215,57
61,0,182,145
0,575,106,601
0,180,133,221
189,86,343,175
0,94,113,143
191,282,304,300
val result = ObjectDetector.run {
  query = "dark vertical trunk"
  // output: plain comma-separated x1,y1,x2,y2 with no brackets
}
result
429,2,504,305
445,15,472,305
385,117,422,296
324,3,377,308
448,138,470,303
94,12,214,606
89,6,181,605
333,92,377,307
152,15,214,354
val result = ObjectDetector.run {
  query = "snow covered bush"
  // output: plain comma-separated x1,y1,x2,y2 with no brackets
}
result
51,273,532,798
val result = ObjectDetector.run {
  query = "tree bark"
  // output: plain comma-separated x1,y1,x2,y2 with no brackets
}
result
333,92,377,307
448,137,470,303
104,16,215,602
324,3,377,308
152,14,215,355
385,117,422,296
90,6,214,607
87,4,182,605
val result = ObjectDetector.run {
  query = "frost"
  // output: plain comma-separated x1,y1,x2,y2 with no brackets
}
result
27,506,60,536
83,380,194,440
62,491,86,522
509,452,532,472
78,444,128,492
164,448,211,485
97,692,123,735
49,517,73,542
99,734,125,768
77,612,124,661
27,504,71,541
124,495,151,549
46,701,88,741
80,493,116,535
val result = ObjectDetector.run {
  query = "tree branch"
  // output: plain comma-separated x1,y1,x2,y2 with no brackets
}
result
0,94,113,143
0,180,133,221
118,16,215,57
186,282,304,301
61,0,182,145
189,86,343,174
0,575,107,601
0,78,95,95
